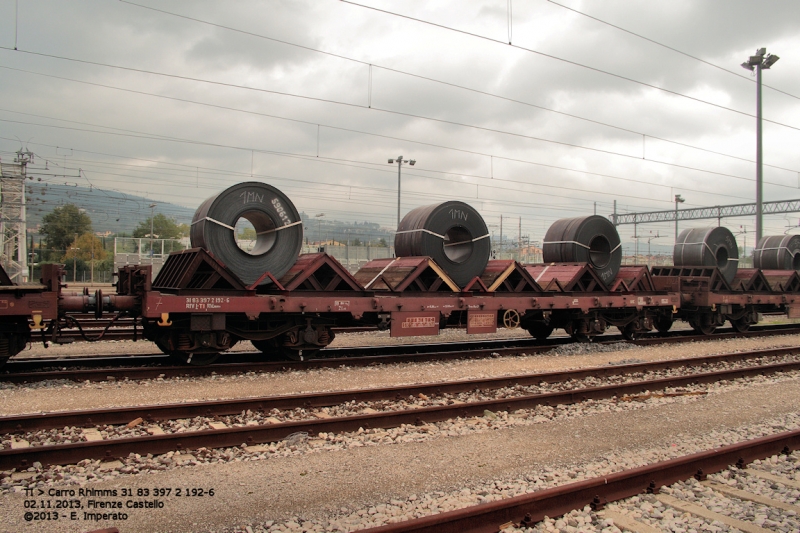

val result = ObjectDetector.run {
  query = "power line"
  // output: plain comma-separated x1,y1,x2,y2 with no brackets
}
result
3,81,798,197
11,139,656,226
338,1,800,131
545,0,800,102
106,4,800,173
5,64,795,194
4,111,797,204
3,45,800,173
2,115,787,214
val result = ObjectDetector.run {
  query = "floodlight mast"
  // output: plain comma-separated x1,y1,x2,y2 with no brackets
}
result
389,156,415,228
674,194,685,243
741,47,779,245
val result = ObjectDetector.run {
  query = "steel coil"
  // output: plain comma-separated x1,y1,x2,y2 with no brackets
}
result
673,227,739,283
753,235,800,271
394,201,490,286
542,215,622,284
190,182,303,285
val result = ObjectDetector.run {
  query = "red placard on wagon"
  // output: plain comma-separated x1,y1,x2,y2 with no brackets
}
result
467,311,497,334
391,311,440,337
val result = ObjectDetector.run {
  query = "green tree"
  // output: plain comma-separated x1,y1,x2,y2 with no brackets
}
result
238,227,257,240
133,213,183,240
62,233,108,263
40,204,93,260
378,238,388,247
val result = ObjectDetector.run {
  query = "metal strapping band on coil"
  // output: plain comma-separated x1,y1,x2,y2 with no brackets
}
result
542,241,622,253
192,217,302,234
543,240,590,250
190,216,235,231
256,220,303,235
757,246,798,256
365,258,398,289
675,241,739,261
395,228,490,245
445,234,490,246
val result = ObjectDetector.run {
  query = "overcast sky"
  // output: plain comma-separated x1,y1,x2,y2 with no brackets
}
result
1,0,799,250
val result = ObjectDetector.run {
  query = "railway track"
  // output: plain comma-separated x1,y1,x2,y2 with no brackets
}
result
356,429,800,533
3,346,799,470
4,323,800,384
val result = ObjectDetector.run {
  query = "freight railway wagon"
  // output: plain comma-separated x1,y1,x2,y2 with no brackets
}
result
1,181,799,367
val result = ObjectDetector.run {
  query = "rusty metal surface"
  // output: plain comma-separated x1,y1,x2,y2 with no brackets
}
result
278,253,364,292
390,312,440,337
761,270,800,293
152,248,246,291
358,429,800,532
731,268,772,292
466,310,497,334
523,263,608,293
480,260,542,293
354,257,459,292
609,266,655,292
3,356,799,470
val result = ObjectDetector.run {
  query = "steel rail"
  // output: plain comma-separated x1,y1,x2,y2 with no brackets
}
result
2,346,798,434
357,429,800,533
0,339,549,384
5,324,800,384
2,357,799,470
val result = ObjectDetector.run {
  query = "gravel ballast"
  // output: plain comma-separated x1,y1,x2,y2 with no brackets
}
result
2,333,800,532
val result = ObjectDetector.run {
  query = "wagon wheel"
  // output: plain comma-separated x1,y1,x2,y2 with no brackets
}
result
502,310,521,329
253,336,321,361
252,338,292,361
526,322,554,341
730,317,751,333
654,316,673,334
0,334,19,369
565,321,591,343
689,317,716,336
154,335,228,366
620,322,640,341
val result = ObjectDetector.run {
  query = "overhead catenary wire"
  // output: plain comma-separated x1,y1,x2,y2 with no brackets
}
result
545,0,800,102
4,2,792,243
1,73,794,200
72,3,800,173
2,118,786,214
337,1,800,132
6,46,799,175
3,103,798,200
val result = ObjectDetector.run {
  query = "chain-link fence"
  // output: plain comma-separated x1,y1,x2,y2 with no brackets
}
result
114,237,185,277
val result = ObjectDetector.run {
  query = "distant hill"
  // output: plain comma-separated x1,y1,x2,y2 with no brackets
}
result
22,184,395,245
25,183,196,236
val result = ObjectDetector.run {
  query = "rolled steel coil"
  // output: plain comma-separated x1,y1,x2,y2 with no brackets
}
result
673,227,739,283
190,182,303,285
753,235,800,271
394,201,490,287
542,215,622,284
